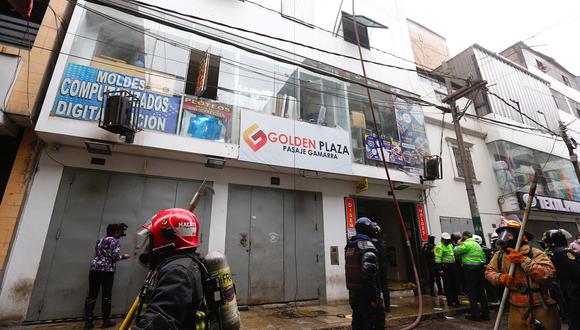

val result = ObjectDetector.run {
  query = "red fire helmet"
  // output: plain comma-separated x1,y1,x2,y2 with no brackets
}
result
139,208,200,251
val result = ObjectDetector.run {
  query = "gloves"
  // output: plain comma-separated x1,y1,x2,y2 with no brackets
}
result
499,274,516,289
505,248,527,264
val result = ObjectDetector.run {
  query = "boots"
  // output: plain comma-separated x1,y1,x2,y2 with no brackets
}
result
84,298,96,330
101,297,116,328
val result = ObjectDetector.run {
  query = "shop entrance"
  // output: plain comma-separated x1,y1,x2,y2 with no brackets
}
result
354,197,422,285
526,219,579,249
225,185,324,305
26,168,213,321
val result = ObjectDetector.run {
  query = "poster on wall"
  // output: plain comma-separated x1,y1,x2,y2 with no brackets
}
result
416,203,429,241
363,100,430,172
395,102,430,170
364,134,404,165
239,110,352,175
51,63,181,134
345,197,357,239
179,96,232,142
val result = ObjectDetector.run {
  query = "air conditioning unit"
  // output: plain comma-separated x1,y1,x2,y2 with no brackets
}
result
423,155,442,180
99,90,141,143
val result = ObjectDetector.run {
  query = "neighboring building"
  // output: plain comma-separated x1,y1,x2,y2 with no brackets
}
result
407,19,450,71
0,0,73,287
501,41,579,91
501,41,580,147
1,0,436,323
438,44,580,242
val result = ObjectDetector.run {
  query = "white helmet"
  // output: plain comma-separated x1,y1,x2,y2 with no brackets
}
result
441,232,451,240
473,234,483,245
490,232,498,242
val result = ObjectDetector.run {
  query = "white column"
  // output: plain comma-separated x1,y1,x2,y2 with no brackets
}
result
0,153,64,321
207,182,229,254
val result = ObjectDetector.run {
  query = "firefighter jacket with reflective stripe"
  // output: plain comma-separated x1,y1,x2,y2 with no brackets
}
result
434,242,455,265
485,245,557,307
453,238,486,266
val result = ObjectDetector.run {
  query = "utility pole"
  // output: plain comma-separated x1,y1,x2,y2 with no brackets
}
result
559,120,580,181
441,62,487,242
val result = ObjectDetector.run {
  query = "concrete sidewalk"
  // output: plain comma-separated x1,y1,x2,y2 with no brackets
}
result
11,295,482,329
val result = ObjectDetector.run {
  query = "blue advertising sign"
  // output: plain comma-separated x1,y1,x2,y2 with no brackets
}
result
51,63,181,134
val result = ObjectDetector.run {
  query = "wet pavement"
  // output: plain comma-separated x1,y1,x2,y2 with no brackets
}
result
5,295,482,329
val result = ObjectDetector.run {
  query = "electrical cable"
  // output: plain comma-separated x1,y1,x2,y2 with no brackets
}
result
485,89,556,134
76,0,443,109
242,0,468,78
110,0,435,77
351,1,422,328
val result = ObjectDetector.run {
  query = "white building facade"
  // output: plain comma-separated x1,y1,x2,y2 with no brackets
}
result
0,0,439,322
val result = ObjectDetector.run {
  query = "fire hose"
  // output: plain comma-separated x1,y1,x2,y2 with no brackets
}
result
351,1,423,328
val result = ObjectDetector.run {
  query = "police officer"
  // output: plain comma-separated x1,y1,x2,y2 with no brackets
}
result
422,235,444,297
370,222,390,312
435,232,460,307
345,217,384,329
541,229,580,330
454,231,489,321
485,216,560,330
490,232,499,252
134,208,205,329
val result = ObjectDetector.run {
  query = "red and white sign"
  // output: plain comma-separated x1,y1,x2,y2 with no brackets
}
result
239,110,352,174
345,198,357,239
417,203,429,241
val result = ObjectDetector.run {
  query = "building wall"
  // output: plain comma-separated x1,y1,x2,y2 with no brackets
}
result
0,145,424,321
520,48,579,91
0,130,40,277
407,19,450,71
1,0,70,120
414,73,502,243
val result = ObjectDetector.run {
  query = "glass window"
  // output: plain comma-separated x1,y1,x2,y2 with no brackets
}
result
339,13,370,49
488,141,580,201
281,0,314,26
451,145,476,179
0,0,47,49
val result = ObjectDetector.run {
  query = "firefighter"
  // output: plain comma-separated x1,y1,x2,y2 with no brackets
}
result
84,223,129,330
485,215,560,330
435,232,460,307
133,208,205,330
370,222,391,312
541,229,580,330
345,217,384,329
454,231,489,321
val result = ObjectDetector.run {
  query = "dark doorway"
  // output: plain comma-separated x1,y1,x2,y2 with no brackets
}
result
354,198,422,286
0,134,20,202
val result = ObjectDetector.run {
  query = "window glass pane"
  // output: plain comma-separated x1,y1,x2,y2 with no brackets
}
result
488,141,580,200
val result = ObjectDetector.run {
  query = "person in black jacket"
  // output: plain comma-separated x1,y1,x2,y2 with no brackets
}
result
134,208,205,330
345,217,384,329
370,222,390,312
542,229,580,330
422,235,444,297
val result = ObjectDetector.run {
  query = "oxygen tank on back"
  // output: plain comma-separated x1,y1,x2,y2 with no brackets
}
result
202,251,241,330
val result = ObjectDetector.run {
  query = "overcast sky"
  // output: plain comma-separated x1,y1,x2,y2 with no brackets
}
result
403,0,580,76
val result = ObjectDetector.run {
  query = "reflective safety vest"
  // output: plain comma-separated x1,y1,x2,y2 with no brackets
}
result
453,237,486,266
434,242,455,264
